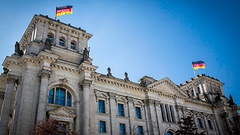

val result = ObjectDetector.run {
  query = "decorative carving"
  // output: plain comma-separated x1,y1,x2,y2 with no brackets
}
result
80,80,92,88
44,38,51,50
83,47,89,61
124,72,129,82
39,70,51,79
154,101,161,106
109,92,116,99
127,96,134,102
6,75,18,84
3,68,9,74
59,78,68,85
14,41,23,56
146,99,155,106
107,67,113,78
140,78,146,87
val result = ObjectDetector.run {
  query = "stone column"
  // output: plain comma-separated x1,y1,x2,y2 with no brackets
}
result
74,101,80,134
80,80,92,135
0,91,4,115
127,97,134,131
109,93,117,135
155,101,161,135
147,99,159,135
55,26,60,45
203,113,209,135
67,31,71,49
37,70,51,122
0,75,17,135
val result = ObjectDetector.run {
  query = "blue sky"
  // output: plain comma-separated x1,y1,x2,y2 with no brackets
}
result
0,0,239,105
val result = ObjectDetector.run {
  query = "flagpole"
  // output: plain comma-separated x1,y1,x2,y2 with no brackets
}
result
55,6,57,20
192,67,196,77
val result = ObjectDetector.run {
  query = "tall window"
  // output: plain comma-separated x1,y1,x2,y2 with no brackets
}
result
99,121,106,133
70,42,76,50
47,34,54,44
170,105,176,123
165,105,170,122
98,100,105,113
48,87,72,107
166,131,174,135
191,89,195,96
198,118,203,128
160,104,166,121
135,107,142,119
118,103,124,116
59,37,65,46
120,123,126,134
208,120,213,129
197,86,201,94
138,126,143,135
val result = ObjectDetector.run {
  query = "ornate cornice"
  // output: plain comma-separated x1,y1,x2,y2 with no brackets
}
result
48,107,76,118
52,63,80,74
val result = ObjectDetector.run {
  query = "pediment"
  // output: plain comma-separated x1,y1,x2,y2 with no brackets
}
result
148,77,187,96
48,107,76,118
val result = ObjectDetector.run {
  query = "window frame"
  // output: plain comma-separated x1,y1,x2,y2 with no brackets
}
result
118,103,125,116
119,123,126,134
138,126,143,135
59,37,65,46
135,106,142,119
48,87,72,107
70,41,76,50
98,99,106,113
198,118,203,128
99,121,106,133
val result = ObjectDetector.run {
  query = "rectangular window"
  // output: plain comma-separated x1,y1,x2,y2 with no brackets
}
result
120,123,126,134
165,105,170,122
198,118,203,128
138,126,143,135
98,100,105,113
135,107,142,119
99,121,106,133
160,104,166,121
208,120,213,129
118,103,125,116
170,105,176,123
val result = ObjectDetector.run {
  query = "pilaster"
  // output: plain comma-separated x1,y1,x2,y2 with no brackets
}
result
37,69,51,122
0,75,18,135
109,93,117,135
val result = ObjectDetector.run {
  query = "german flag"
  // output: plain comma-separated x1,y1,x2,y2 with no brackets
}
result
192,61,205,70
56,5,73,17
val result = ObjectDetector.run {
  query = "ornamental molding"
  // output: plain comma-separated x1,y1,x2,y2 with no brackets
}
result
48,107,76,119
36,51,59,62
52,63,80,74
148,78,187,97
95,91,109,102
133,99,144,107
78,62,98,72
92,74,145,92
115,95,128,106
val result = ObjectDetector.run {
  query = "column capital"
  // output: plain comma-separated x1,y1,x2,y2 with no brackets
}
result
109,92,116,99
79,79,92,88
39,69,51,79
146,99,155,106
6,74,18,84
154,100,161,106
127,96,134,102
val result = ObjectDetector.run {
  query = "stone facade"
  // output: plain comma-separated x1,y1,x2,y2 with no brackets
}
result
0,14,239,135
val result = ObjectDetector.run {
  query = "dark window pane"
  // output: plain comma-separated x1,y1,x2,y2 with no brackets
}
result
118,104,124,116
198,118,203,128
71,42,76,50
120,123,125,134
56,88,65,106
47,34,53,43
135,107,142,119
59,38,65,46
67,91,71,107
99,121,106,133
138,126,143,135
48,89,54,104
98,100,105,113
208,120,213,129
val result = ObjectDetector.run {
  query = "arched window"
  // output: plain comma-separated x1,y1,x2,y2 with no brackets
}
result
59,37,65,46
47,34,54,44
197,86,201,94
191,89,195,96
70,41,76,50
166,131,174,135
48,87,72,107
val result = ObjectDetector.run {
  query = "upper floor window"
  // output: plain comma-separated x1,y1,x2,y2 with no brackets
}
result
70,41,76,50
197,86,201,94
138,126,143,135
120,123,126,134
160,104,166,121
208,120,213,129
47,34,54,44
135,107,142,119
118,103,124,116
191,89,195,96
98,100,105,113
48,87,72,107
59,37,65,46
198,118,203,128
99,121,106,133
